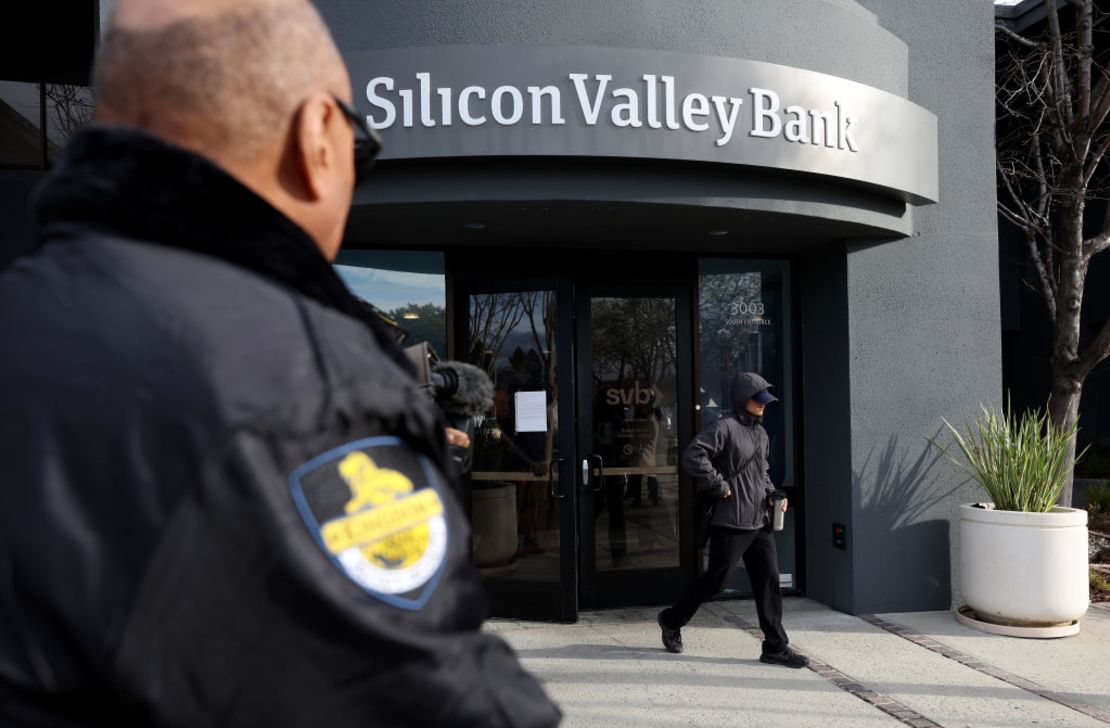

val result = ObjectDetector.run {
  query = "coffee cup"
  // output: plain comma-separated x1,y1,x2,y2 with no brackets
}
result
771,490,786,531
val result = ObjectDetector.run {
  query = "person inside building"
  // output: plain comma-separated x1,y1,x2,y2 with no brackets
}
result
656,372,808,669
624,392,661,508
0,0,561,725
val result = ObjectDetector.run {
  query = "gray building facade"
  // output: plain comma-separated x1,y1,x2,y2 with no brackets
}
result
315,0,999,618
0,1,999,620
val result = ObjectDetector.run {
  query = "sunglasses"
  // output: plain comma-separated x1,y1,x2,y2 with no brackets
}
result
332,95,383,185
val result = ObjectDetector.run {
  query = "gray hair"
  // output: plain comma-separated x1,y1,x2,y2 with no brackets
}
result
94,1,345,163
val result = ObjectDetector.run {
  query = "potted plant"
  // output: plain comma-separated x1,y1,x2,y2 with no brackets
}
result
933,404,1089,636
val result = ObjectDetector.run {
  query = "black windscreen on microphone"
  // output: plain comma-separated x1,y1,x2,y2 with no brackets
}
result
430,360,494,418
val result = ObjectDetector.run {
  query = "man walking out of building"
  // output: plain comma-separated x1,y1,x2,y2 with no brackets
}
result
657,372,807,668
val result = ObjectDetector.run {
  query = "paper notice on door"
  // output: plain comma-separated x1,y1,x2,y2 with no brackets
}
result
514,391,548,433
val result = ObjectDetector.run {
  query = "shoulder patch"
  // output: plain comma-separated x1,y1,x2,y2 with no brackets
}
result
289,436,448,610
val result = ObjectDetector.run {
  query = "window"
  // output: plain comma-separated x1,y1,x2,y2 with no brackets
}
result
334,250,447,357
699,258,796,591
698,258,794,485
0,81,93,170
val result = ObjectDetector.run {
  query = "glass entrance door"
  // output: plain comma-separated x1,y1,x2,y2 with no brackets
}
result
455,274,695,620
450,252,801,621
576,286,694,608
461,281,577,621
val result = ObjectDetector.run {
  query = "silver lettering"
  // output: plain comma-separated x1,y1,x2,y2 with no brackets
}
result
527,85,565,125
749,87,781,138
365,77,396,129
711,95,743,146
611,88,642,128
459,86,487,126
784,106,809,143
491,85,524,125
810,109,834,147
569,73,611,126
682,93,710,132
416,72,435,127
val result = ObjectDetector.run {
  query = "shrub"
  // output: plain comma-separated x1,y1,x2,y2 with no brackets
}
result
931,403,1082,513
1087,482,1110,515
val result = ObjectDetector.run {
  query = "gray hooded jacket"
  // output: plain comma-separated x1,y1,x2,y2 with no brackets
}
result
682,372,776,530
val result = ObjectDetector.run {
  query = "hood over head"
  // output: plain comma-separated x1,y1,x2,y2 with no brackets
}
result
729,372,775,413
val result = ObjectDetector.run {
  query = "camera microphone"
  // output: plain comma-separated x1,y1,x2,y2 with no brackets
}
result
430,360,494,417
401,342,493,476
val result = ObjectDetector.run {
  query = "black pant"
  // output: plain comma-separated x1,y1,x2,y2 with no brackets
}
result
662,526,788,653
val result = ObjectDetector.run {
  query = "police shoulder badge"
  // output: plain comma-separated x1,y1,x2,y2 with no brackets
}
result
289,436,449,610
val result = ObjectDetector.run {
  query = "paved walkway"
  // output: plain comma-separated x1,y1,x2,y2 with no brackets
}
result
487,599,1110,728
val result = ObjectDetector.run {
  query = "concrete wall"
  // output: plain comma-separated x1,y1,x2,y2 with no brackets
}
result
821,1,999,612
800,248,855,610
323,0,906,96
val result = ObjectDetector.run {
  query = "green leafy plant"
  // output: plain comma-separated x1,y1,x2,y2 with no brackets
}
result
931,403,1083,513
1087,483,1110,515
1091,569,1110,595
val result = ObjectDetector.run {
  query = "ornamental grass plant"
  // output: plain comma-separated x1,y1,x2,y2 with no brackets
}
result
932,403,1083,513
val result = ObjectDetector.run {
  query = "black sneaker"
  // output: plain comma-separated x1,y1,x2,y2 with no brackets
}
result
657,611,683,654
760,647,809,668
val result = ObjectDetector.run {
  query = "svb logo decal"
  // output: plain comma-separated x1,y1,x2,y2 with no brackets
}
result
289,436,449,610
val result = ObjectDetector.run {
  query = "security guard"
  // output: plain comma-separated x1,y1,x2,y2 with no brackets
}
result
0,0,560,725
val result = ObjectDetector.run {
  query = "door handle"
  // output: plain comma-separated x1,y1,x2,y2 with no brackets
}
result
581,458,590,489
549,457,566,499
588,454,604,492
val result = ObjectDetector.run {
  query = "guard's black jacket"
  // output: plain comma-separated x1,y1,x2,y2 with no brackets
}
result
0,127,561,728
682,372,775,530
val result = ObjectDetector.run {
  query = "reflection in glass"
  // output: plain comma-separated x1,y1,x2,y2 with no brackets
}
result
467,291,560,582
590,297,680,572
0,81,94,169
334,250,446,356
0,81,46,169
698,259,794,591
44,84,94,164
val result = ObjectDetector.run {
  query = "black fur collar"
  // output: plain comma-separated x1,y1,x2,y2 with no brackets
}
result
34,125,413,375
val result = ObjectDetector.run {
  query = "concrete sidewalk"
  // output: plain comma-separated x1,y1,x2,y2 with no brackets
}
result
487,599,1110,728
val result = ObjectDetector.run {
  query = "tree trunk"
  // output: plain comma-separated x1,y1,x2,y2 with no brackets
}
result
1048,378,1082,508
1047,197,1087,509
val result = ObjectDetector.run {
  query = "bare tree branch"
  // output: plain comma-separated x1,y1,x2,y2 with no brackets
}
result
1032,143,1061,279
1082,130,1110,186
1075,1,1093,125
1078,316,1110,378
996,21,1041,49
1086,200,1110,257
1046,0,1076,130
1028,230,1060,318
1087,234,1110,257
1088,73,1110,129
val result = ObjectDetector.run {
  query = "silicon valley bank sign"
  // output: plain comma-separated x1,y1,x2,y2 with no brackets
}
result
346,46,938,204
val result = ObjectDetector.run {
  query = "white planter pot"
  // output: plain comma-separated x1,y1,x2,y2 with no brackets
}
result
959,503,1089,627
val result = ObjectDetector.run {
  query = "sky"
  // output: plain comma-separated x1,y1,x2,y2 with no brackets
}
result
334,265,446,313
